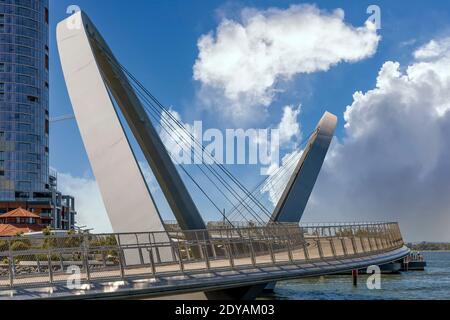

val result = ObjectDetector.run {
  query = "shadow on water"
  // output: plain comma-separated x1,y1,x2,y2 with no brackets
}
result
258,252,450,300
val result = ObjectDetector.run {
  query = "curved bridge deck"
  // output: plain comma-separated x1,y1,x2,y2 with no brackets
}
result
0,222,409,299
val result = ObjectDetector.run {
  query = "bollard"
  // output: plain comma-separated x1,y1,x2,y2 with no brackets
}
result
352,269,358,286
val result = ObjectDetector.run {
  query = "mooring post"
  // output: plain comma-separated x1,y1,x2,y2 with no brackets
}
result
352,269,358,286
404,257,409,271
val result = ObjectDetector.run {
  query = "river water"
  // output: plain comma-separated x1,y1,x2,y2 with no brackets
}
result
260,252,450,300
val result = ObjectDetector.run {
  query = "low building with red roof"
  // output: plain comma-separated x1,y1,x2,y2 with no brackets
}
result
0,207,45,237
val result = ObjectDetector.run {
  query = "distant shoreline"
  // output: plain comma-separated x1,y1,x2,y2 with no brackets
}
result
407,243,450,251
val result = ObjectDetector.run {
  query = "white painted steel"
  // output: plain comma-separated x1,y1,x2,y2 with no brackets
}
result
57,12,165,234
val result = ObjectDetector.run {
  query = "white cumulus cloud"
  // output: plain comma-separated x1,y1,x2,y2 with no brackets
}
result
194,4,380,123
57,172,111,233
278,105,301,147
413,38,450,60
304,37,450,242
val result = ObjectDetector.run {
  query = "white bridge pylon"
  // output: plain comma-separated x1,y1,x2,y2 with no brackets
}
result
57,11,338,235
57,11,206,233
272,112,337,223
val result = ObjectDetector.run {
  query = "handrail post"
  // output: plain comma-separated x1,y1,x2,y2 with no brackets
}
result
303,240,310,260
285,234,294,263
366,225,372,252
226,240,234,268
186,242,192,261
148,247,156,276
317,239,324,259
36,256,42,273
268,235,276,264
340,238,348,256
249,239,256,267
375,233,381,251
59,254,64,271
47,248,53,285
356,226,366,254
8,240,13,288
170,240,177,261
117,245,125,280
351,235,358,255
135,234,144,265
203,243,210,270
83,235,91,283
383,224,393,248
176,243,185,272
210,239,217,260
153,234,162,264
101,251,107,268
396,223,403,246
330,238,336,258
373,224,379,250
395,224,401,246
359,234,367,254
382,224,387,247
195,232,204,260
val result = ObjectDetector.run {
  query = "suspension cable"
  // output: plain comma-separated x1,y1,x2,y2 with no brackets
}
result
90,36,301,228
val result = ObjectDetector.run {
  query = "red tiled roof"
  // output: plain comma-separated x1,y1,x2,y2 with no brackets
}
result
0,224,42,237
0,207,41,219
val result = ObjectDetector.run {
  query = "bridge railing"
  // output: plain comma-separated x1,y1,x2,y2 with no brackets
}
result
0,222,404,289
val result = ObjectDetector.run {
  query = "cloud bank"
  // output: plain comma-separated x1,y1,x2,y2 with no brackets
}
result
194,4,380,124
304,37,450,242
57,172,111,233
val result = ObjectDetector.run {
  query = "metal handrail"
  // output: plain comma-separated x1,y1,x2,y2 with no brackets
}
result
0,222,404,289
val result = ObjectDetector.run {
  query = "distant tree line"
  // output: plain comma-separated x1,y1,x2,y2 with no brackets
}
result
407,242,450,251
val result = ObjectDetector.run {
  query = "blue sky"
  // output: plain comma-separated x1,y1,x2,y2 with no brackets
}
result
48,1,450,240
50,0,450,174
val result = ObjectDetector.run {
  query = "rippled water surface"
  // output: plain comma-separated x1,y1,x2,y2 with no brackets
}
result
260,252,450,300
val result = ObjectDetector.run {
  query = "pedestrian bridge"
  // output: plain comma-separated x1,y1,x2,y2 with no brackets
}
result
0,222,409,300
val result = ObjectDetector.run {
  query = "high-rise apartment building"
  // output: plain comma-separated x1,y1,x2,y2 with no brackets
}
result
0,0,75,230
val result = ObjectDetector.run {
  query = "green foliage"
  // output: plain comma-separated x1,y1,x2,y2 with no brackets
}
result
89,235,119,262
89,235,118,247
9,238,32,262
42,236,57,249
63,236,82,248
0,239,8,251
10,239,31,251
42,226,52,236
0,232,121,265
34,253,66,261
